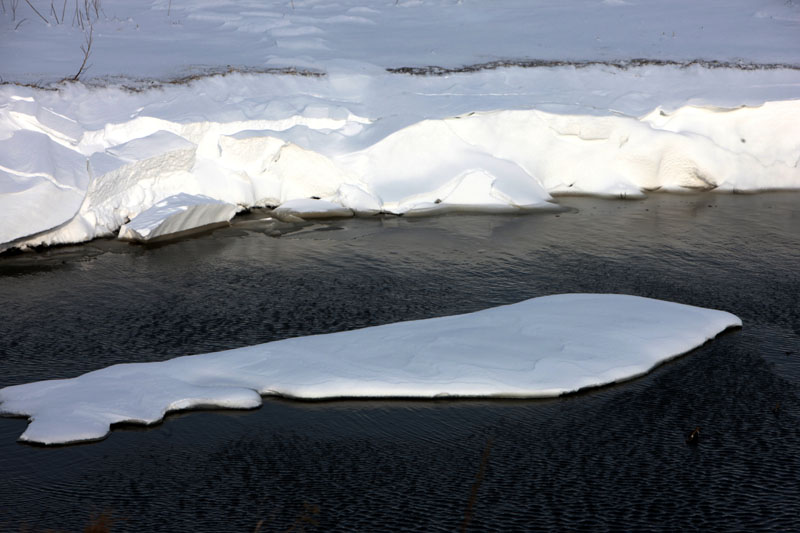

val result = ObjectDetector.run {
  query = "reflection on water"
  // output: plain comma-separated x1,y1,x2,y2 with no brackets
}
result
1,193,799,531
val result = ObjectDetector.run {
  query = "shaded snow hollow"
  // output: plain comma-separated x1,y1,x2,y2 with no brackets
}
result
0,294,741,445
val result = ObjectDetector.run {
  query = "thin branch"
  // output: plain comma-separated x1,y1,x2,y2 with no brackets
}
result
71,24,93,81
23,0,49,23
460,438,493,533
73,0,81,28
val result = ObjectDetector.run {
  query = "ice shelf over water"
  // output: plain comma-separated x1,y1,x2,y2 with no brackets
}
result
117,193,238,242
0,294,741,445
2,92,799,252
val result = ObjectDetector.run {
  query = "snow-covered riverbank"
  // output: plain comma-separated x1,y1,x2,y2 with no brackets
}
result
2,1,799,251
2,68,799,251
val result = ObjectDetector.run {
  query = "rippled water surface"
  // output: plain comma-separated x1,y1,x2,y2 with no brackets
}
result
1,193,799,531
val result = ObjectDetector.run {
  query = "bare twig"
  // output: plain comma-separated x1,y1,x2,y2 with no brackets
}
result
82,0,98,21
460,438,493,533
23,0,48,23
14,17,27,29
61,0,66,23
71,24,93,81
50,0,59,23
73,0,82,28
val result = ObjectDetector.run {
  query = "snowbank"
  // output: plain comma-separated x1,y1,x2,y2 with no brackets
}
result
2,1,799,251
0,294,741,445
2,89,798,252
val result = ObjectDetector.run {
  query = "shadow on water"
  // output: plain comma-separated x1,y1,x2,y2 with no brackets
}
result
1,192,799,531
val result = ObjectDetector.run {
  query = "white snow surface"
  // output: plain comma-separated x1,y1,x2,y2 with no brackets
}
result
2,81,799,251
1,1,800,250
2,0,799,84
273,198,354,219
0,294,741,445
117,193,238,241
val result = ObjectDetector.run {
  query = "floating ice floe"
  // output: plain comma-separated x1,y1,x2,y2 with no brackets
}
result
0,294,741,445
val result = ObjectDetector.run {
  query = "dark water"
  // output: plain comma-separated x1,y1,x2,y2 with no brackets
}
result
1,193,798,532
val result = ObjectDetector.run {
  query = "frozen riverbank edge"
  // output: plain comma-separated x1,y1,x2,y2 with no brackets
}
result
0,294,742,445
2,65,800,252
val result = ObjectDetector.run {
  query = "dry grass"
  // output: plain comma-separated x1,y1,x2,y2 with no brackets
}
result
69,23,92,81
387,58,800,76
1,1,101,82
3,0,101,27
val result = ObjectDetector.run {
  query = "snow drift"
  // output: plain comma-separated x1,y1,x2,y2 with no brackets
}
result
0,294,741,445
2,94,799,252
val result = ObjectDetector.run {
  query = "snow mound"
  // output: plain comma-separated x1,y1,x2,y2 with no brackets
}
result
2,93,799,252
118,193,238,241
272,198,354,220
0,294,741,445
0,130,90,244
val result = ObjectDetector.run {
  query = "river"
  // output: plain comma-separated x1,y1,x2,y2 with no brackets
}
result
1,192,798,531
